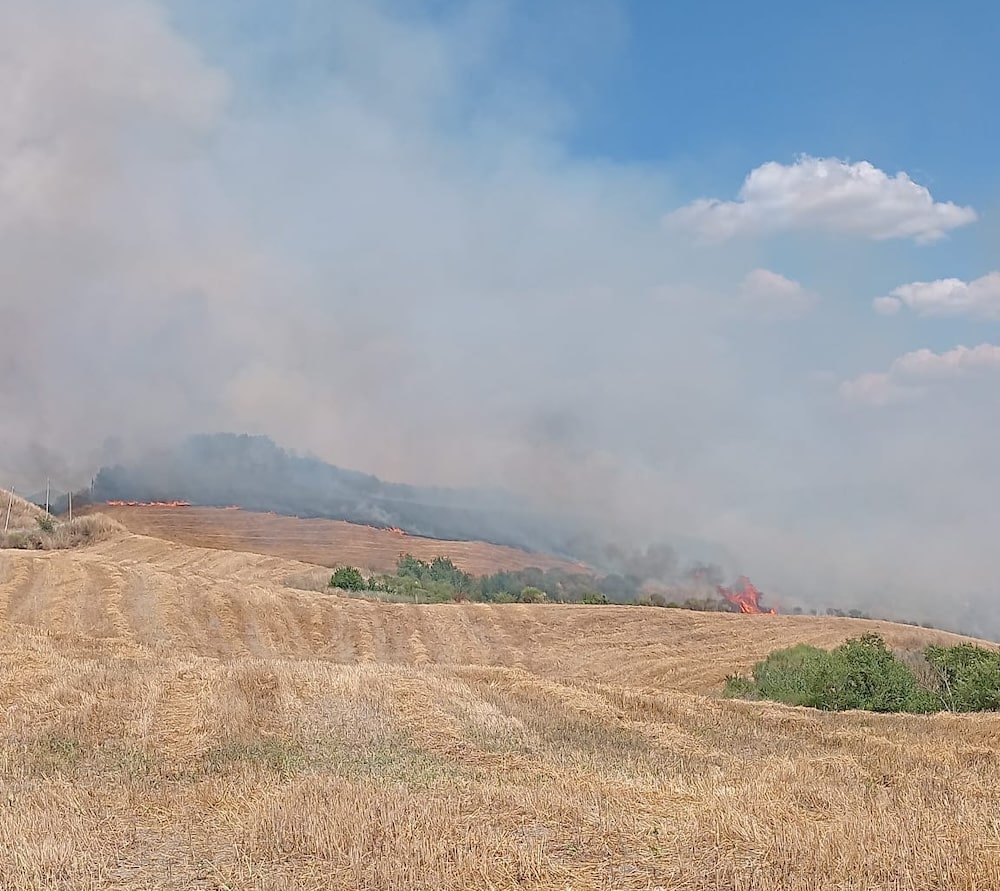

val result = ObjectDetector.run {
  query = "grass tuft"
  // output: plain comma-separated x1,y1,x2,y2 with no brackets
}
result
0,513,124,550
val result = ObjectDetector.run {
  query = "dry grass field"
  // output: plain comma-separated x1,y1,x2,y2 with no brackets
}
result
86,503,589,575
2,491,124,550
1,504,999,888
1,490,49,530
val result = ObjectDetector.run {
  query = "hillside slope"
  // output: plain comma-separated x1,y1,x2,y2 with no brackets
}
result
0,532,981,687
85,503,588,575
0,488,47,530
0,532,998,889
90,432,573,550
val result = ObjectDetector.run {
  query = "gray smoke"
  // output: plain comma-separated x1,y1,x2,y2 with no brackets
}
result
90,432,580,553
84,432,737,591
2,1,999,640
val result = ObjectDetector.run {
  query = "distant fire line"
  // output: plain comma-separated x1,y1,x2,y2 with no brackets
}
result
364,523,407,535
101,501,763,605
106,500,191,508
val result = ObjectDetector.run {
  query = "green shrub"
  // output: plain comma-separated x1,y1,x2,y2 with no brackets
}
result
925,643,1000,712
725,634,942,713
396,554,427,579
637,592,667,607
393,554,474,600
722,675,757,699
518,586,547,603
740,642,831,708
420,580,461,603
820,634,938,713
329,566,366,591
486,591,517,604
582,592,609,605
36,515,55,534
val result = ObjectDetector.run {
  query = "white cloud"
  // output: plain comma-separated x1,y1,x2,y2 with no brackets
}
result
873,272,1000,319
841,344,1000,405
838,373,919,407
737,268,818,317
668,155,977,243
892,344,1000,378
873,296,902,315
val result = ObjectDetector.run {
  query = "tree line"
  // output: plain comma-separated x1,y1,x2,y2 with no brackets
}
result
331,555,620,604
725,633,1000,713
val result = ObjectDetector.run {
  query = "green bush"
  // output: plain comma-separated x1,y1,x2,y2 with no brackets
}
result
925,644,1000,712
36,515,55,534
518,586,547,603
329,566,366,591
582,592,609,605
730,642,830,708
423,585,459,603
486,591,517,604
394,554,473,600
396,554,427,579
820,634,938,713
725,634,946,714
722,675,757,699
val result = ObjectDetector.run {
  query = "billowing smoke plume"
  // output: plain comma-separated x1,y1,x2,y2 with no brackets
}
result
3,1,1000,639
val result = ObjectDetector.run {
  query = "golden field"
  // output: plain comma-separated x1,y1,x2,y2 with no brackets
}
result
1,511,998,889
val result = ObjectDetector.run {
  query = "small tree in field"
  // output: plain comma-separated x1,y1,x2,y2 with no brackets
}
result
518,586,547,603
582,592,609,605
330,567,365,591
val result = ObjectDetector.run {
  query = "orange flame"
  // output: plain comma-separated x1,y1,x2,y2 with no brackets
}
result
364,523,407,535
717,576,777,615
106,500,191,508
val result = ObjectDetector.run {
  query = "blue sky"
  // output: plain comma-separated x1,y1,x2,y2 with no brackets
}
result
3,0,999,631
580,2,998,189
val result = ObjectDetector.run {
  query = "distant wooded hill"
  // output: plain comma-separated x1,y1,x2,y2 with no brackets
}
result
90,433,574,553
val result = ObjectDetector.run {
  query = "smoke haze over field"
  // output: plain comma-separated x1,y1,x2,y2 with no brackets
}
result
91,433,578,552
2,0,1000,637
86,433,733,585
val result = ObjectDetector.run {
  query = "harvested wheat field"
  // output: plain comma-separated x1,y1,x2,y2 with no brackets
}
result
1,523,999,889
86,503,588,575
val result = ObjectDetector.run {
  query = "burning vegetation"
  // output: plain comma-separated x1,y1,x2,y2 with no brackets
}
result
94,497,777,614
633,565,778,615
718,576,777,614
47,433,780,615
106,500,191,508
320,551,778,615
